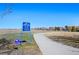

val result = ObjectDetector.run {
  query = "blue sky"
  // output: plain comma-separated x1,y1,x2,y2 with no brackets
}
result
0,3,79,28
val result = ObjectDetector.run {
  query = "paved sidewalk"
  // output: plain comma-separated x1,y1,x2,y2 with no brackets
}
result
34,33,79,55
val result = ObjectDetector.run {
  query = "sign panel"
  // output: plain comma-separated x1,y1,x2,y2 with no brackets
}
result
15,39,22,45
22,22,30,31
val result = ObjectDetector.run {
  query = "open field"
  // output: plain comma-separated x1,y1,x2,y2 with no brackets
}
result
32,29,49,33
44,31,79,48
0,29,42,55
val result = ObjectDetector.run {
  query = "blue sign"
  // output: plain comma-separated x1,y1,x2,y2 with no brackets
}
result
15,39,22,45
22,22,30,31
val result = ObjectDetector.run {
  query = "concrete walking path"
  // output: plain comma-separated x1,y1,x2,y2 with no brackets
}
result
34,33,79,55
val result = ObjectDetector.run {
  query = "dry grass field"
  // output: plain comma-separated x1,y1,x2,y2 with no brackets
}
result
44,31,79,48
0,29,42,55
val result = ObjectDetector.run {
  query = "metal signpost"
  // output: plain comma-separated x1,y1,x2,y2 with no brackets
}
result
13,22,32,54
22,22,32,43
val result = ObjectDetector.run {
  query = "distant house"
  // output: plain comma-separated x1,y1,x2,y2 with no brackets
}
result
49,27,55,31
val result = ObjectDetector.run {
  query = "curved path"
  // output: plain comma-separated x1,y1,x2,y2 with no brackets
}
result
34,33,79,55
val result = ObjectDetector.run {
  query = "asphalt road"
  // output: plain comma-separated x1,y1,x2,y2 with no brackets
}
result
34,33,79,55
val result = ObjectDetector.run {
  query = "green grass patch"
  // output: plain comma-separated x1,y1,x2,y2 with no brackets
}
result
1,32,33,41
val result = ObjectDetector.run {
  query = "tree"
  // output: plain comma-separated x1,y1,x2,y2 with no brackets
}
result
71,26,76,32
55,27,60,31
65,25,68,31
65,26,72,32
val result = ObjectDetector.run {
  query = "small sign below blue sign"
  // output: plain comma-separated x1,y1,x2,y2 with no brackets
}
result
15,39,22,45
22,22,30,31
